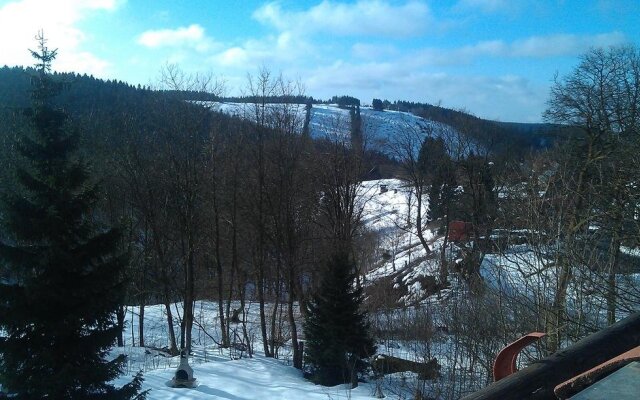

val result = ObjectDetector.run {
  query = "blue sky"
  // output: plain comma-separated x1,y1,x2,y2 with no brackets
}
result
0,0,638,122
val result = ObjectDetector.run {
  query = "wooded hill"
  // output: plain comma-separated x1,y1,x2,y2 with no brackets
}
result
0,65,566,159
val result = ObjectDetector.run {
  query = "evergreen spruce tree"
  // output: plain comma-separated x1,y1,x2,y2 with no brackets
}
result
303,253,376,387
0,33,145,399
418,137,458,227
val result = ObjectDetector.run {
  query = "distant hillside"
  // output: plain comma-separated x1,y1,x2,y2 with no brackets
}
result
386,100,572,154
0,67,402,183
0,66,250,185
208,95,573,154
211,102,459,148
0,65,159,115
0,66,569,162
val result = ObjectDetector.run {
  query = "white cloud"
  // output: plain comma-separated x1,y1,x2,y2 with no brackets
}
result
253,0,432,37
210,32,314,68
137,24,217,52
511,32,627,57
351,43,398,60
413,32,628,66
454,0,510,13
458,40,506,57
0,0,119,76
307,60,397,91
215,47,249,67
58,51,111,77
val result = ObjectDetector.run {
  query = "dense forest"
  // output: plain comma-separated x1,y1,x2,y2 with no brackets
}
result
0,64,560,156
1,44,639,399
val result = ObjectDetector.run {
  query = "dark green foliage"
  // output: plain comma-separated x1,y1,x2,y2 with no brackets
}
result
457,154,496,230
391,100,568,154
372,98,384,111
0,34,145,399
331,95,360,108
350,105,362,152
304,253,376,387
418,137,459,226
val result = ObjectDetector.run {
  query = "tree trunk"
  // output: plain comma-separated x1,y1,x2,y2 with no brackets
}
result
548,260,572,354
238,272,252,356
257,260,271,357
165,301,179,355
415,187,432,254
257,124,271,358
216,262,228,347
288,262,302,369
184,239,195,352
212,183,229,347
116,305,125,347
138,300,145,347
225,197,239,347
270,280,281,357
606,235,621,325
439,218,451,285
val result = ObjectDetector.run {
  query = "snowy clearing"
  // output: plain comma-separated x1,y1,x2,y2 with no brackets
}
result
115,354,379,400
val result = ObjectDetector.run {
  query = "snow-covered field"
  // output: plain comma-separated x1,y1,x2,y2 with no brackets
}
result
116,349,379,400
111,300,435,400
206,102,458,151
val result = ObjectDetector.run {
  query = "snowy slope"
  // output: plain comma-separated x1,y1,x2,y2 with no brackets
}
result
103,176,638,400
206,102,458,150
311,104,456,144
358,179,443,304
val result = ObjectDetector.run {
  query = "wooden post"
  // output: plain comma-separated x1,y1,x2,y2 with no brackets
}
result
461,312,640,400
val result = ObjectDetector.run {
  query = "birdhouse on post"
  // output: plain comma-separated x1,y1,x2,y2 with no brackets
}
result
170,349,197,388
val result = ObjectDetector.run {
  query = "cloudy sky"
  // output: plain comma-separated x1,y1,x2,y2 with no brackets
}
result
0,0,638,122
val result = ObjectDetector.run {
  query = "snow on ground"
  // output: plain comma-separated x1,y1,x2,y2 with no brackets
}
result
204,102,458,152
101,176,640,399
2,177,465,398
358,179,441,304
311,104,455,144
110,300,436,400
621,245,640,257
110,301,384,399
480,246,640,324
103,179,450,399
115,353,378,400
359,179,409,231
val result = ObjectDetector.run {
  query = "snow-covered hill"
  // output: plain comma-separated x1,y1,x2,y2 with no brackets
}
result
207,102,459,151
358,179,445,305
